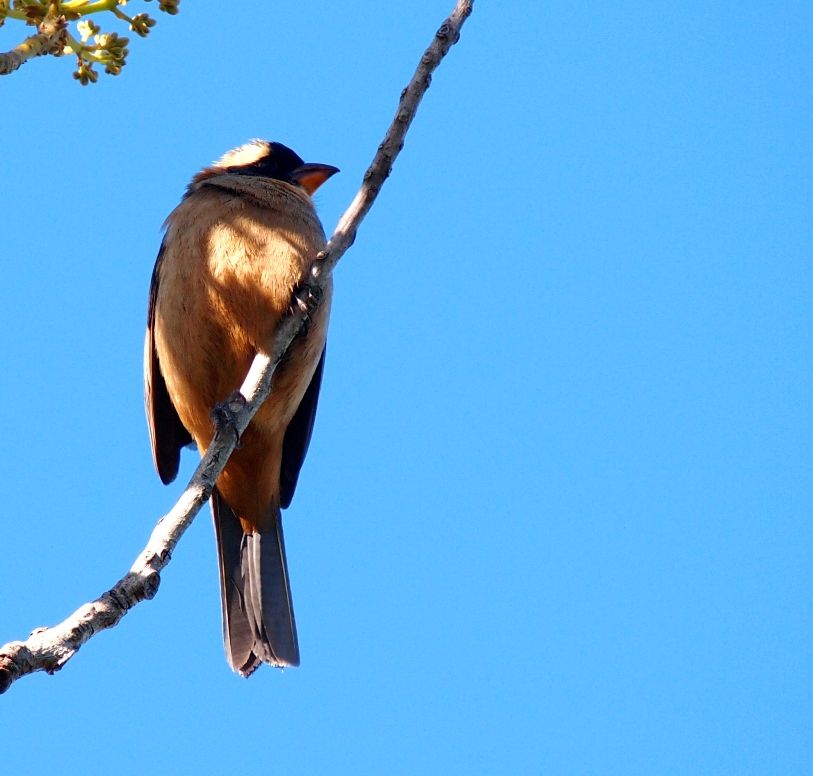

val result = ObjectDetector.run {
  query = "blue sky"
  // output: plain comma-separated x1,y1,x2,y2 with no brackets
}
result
2,2,811,774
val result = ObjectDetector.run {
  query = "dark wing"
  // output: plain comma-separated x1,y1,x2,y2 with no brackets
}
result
279,346,326,509
144,240,192,484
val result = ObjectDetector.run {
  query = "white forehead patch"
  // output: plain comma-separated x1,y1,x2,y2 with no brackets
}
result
213,139,271,170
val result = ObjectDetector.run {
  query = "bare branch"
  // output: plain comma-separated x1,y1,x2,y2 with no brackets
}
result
0,0,473,695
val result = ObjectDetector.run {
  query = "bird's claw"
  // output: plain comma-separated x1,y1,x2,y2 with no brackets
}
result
212,391,246,448
292,281,322,334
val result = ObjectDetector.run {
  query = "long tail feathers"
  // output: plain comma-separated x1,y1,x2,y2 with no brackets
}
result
211,488,300,676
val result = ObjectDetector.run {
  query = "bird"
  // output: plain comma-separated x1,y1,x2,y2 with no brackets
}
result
144,139,338,676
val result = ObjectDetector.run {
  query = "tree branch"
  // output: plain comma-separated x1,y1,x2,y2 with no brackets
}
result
0,16,67,76
0,0,474,695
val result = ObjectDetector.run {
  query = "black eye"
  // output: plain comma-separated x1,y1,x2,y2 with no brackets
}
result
237,158,278,178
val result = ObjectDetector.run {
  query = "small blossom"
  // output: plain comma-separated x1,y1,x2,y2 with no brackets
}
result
129,13,156,38
77,19,100,42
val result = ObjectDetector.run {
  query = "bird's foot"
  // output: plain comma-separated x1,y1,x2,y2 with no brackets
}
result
212,391,246,448
292,281,323,335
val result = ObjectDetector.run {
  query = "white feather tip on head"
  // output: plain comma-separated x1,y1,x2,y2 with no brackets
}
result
213,139,271,170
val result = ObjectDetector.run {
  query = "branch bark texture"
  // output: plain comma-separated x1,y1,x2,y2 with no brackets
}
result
0,17,67,76
0,0,473,695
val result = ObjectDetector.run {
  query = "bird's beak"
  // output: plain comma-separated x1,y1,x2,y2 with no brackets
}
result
290,163,340,195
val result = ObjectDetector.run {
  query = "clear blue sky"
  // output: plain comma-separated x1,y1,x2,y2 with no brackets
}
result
2,2,811,774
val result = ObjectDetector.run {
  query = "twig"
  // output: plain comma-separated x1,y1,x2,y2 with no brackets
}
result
0,0,474,695
0,16,67,76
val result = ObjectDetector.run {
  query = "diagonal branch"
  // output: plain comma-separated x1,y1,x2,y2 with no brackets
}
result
0,0,474,695
0,16,67,76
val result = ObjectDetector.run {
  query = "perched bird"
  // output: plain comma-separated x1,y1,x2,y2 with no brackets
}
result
144,139,338,675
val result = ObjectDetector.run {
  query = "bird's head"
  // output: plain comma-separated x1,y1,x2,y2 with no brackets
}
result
194,139,339,195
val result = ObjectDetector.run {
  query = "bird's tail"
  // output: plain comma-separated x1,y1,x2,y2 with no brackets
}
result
211,487,300,676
